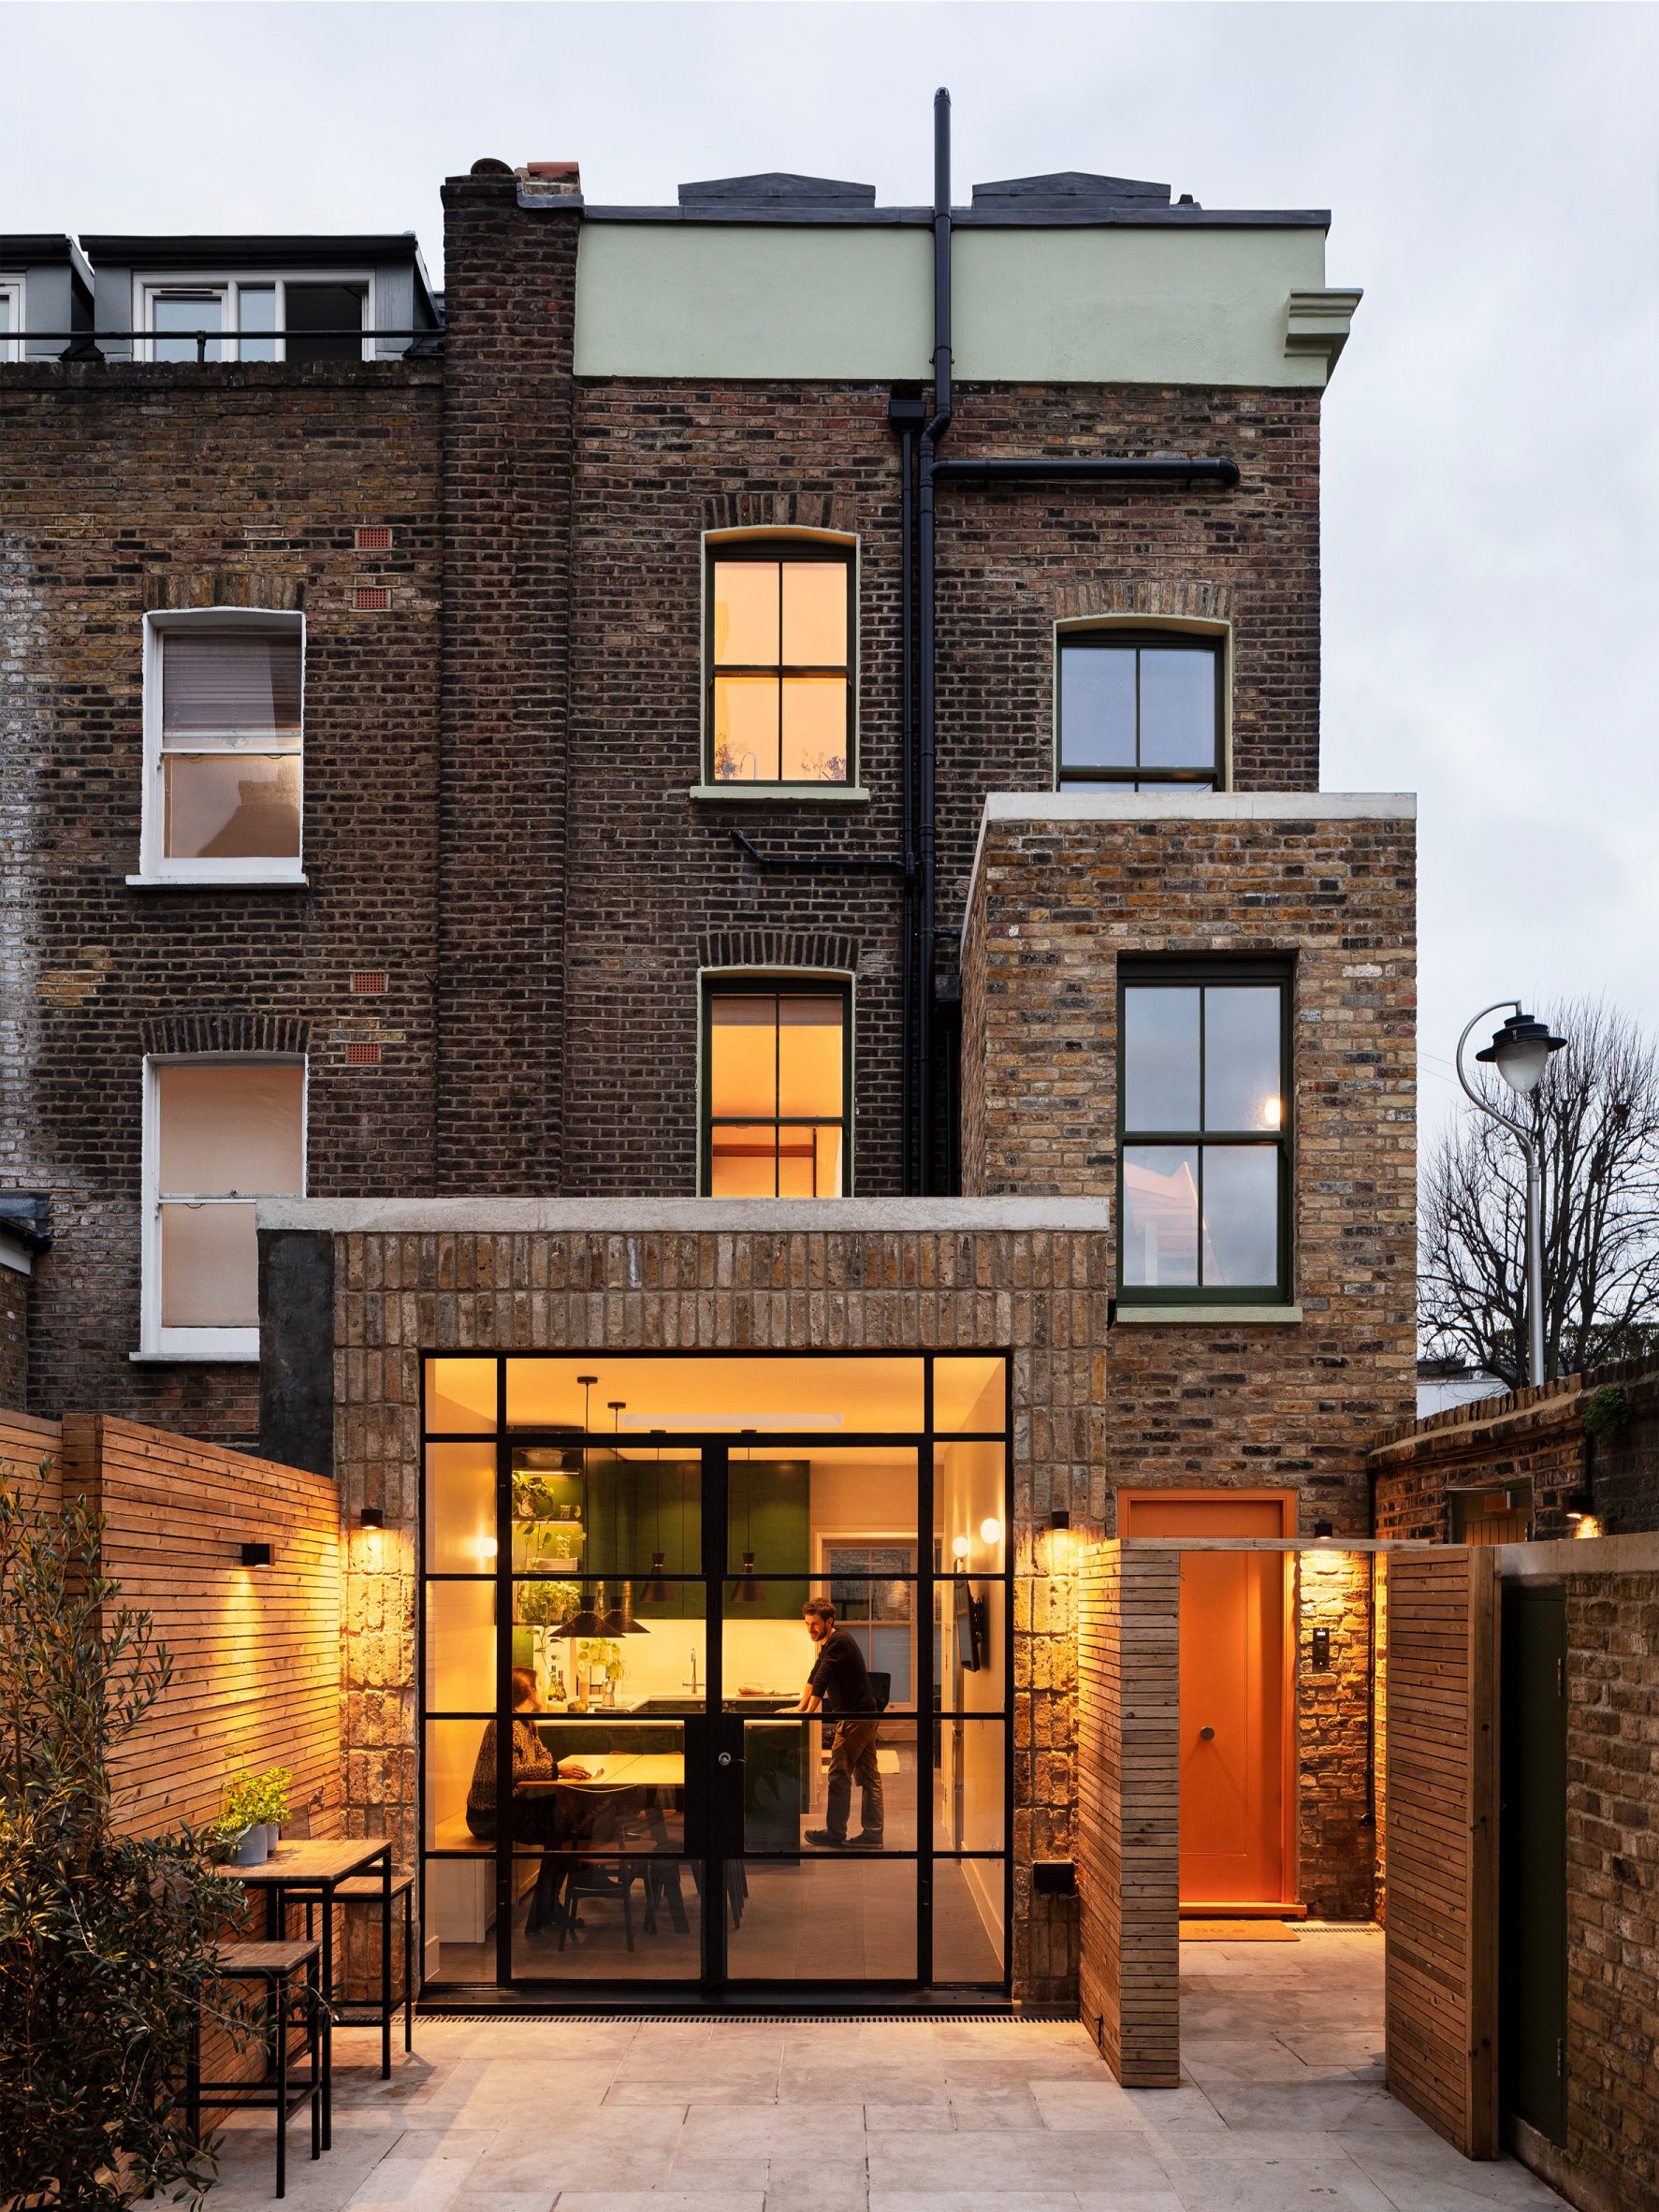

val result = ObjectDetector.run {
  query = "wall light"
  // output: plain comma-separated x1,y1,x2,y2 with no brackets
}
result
477,1535,499,1563
980,1517,1003,1549
240,1542,272,1568
1048,1510,1070,1532
359,1506,385,1531
952,1534,971,1562
1312,1521,1334,1541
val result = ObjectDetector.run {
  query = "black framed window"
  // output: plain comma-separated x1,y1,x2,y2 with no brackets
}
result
1057,632,1223,791
703,981,850,1196
1118,962,1291,1302
706,542,854,785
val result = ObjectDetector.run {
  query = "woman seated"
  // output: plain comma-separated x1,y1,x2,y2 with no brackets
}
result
466,1666,591,1842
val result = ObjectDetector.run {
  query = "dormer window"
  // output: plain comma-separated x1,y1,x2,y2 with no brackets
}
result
138,275,370,363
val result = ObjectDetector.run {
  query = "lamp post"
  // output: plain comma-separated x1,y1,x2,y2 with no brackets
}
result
1455,1003,1566,1386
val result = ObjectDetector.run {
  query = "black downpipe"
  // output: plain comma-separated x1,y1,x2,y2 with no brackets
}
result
917,86,953,1198
898,419,917,1196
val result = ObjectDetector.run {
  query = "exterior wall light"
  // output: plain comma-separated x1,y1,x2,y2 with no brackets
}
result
1312,1520,1334,1540
1048,1510,1070,1532
240,1541,272,1567
359,1506,385,1530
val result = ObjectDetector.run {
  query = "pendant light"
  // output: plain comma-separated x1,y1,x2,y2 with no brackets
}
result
732,1427,762,1602
641,1429,671,1604
601,1398,648,1635
552,1375,604,1637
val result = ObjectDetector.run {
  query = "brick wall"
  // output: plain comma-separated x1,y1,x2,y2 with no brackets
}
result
1561,1567,1659,2212
1373,1358,1659,1544
961,802,1414,1915
1,361,443,1442
1076,1542,1180,2084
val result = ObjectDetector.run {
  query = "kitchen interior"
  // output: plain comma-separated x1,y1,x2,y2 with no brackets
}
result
421,1353,1009,1990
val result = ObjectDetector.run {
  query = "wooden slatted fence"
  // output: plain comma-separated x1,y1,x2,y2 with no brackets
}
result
1383,1548,1499,2158
1077,1542,1181,2086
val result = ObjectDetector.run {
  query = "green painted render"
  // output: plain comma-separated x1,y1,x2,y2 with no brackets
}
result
572,219,1342,386
574,224,932,380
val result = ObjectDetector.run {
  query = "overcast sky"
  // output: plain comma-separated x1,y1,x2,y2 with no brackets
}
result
7,1,1656,1145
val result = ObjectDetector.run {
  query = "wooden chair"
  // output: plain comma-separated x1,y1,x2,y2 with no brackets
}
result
190,1939,325,2202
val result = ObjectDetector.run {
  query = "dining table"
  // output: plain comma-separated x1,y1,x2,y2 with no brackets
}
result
233,1834,394,2144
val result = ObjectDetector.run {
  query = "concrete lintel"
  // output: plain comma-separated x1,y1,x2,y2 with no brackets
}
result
1114,1303,1302,1326
1497,1531,1659,1580
966,789,1417,928
256,1195,1116,1236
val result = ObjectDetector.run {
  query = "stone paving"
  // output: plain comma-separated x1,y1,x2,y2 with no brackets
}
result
206,1927,1564,2210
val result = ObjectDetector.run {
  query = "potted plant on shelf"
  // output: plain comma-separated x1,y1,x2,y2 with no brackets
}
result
517,1579,580,1702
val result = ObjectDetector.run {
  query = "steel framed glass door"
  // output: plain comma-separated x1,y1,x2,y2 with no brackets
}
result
419,1352,1011,2001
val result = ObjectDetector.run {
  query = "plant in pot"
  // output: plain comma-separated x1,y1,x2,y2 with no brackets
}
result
0,1465,253,2208
517,1579,580,1702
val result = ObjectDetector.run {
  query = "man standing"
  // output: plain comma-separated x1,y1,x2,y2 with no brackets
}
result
795,1597,884,1849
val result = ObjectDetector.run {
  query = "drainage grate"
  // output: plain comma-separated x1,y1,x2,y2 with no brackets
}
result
420,2009,1047,2027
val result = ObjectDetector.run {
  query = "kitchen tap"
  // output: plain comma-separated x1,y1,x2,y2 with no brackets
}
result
683,1650,700,1695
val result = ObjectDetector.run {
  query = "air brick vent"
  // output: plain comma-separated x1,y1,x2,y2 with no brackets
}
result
352,583,390,613
354,526,392,551
344,1041,382,1066
350,970,388,996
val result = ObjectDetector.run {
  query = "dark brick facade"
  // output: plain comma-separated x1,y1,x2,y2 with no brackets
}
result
6,173,1335,1447
1,360,443,1436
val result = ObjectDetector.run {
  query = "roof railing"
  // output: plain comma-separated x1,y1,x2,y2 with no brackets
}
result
6,327,443,362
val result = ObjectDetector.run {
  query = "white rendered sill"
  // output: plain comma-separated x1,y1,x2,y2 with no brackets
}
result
126,873,310,889
129,1350,260,1364
1114,1303,1303,1326
688,785,870,804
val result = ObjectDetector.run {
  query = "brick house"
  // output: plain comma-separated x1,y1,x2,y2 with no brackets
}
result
2,111,1413,2013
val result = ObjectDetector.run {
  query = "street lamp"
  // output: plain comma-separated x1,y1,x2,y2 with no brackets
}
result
1455,1002,1566,1387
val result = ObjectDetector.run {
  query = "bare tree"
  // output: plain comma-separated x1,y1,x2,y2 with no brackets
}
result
1419,997,1659,1388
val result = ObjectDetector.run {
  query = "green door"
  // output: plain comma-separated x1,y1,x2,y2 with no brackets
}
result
1500,1582,1567,2145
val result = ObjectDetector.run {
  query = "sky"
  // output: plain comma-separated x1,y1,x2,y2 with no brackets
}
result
6,0,1656,1148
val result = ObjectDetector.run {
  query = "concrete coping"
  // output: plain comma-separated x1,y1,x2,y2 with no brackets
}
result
1494,1531,1659,1580
257,1195,1116,1235
964,788,1419,932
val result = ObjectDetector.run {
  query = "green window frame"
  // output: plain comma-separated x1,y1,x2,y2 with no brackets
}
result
701,978,852,1197
1116,959,1292,1305
1056,631,1224,791
705,542,855,787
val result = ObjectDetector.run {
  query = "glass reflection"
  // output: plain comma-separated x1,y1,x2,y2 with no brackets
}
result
934,1719,1006,1852
426,1443,496,1573
1123,988,1201,1130
512,1853,701,1980
1123,1145,1201,1286
933,1858,1006,1983
1201,1146,1279,1286
1139,648,1216,767
1059,645,1136,767
1203,986,1282,1131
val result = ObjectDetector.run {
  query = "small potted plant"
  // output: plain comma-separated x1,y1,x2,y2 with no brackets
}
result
253,1764,293,1852
217,1774,268,1865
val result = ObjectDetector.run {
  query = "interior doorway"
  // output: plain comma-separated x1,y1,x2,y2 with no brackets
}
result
418,1350,1011,2002
1118,1490,1293,1911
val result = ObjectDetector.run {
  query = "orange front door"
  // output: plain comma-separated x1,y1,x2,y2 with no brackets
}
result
1121,1492,1289,1908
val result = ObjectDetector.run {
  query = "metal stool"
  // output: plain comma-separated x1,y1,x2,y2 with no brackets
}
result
324,1868,415,2057
191,1938,326,2201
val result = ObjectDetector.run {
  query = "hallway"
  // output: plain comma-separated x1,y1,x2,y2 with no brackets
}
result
206,1927,1564,2209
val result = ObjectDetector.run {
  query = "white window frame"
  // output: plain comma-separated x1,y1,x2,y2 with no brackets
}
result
0,275,22,364
138,606,307,884
133,270,376,363
139,1053,308,1360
